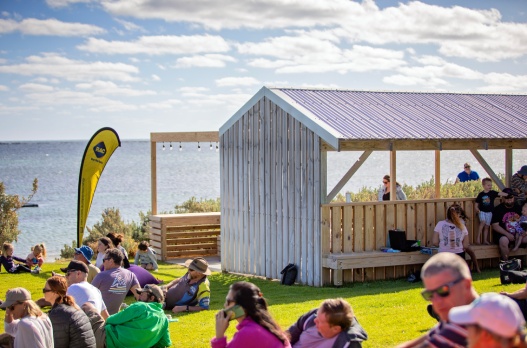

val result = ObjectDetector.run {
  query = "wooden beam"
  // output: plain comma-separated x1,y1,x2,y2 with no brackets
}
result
390,150,396,201
150,131,219,143
151,140,157,215
435,150,441,198
470,149,504,190
505,149,513,187
326,150,372,202
320,150,328,204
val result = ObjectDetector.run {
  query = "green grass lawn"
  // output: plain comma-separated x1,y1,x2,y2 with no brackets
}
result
0,262,519,347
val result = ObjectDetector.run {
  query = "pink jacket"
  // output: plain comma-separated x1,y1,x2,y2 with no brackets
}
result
211,317,291,348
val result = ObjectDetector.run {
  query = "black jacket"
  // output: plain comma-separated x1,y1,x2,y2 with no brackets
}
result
48,303,96,348
287,308,368,348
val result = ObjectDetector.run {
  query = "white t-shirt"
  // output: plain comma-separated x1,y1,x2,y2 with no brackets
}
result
5,315,54,348
67,281,107,313
292,324,337,348
434,220,468,254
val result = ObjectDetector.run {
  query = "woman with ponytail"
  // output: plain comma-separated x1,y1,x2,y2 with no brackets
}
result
211,281,291,348
432,204,480,272
44,276,96,348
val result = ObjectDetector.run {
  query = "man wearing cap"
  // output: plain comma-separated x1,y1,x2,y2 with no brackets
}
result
91,248,140,315
72,245,100,283
63,260,110,319
164,257,211,313
456,163,480,183
512,165,527,206
491,188,523,261
397,252,478,348
449,293,526,348
83,284,171,348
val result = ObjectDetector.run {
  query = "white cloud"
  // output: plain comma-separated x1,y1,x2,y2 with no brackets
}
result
19,83,54,92
114,18,146,32
75,80,157,97
100,0,355,30
0,85,9,91
174,54,237,68
0,18,105,36
479,73,527,92
0,53,139,82
77,35,230,55
178,86,210,97
151,74,160,81
215,77,260,87
45,0,93,8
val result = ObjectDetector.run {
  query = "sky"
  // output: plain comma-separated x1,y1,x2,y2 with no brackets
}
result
0,0,526,141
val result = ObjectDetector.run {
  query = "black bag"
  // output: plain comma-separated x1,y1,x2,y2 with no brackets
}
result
508,270,527,284
280,263,297,286
500,258,522,285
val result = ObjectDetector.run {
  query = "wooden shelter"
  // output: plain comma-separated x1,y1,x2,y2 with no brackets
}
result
219,87,527,286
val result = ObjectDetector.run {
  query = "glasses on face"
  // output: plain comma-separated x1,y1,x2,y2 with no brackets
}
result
383,181,388,184
464,166,470,169
8,302,22,311
103,258,111,262
421,277,464,301
66,270,77,276
42,288,53,294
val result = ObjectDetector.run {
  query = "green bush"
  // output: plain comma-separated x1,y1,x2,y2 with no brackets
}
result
174,196,221,213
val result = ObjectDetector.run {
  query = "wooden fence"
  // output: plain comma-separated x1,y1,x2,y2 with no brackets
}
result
321,198,501,283
149,213,220,260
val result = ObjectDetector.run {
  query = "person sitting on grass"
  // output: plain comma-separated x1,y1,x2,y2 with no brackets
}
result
397,252,478,348
25,243,46,273
286,298,368,348
134,241,158,271
212,281,290,348
164,257,211,313
91,249,140,315
449,292,526,348
0,242,34,274
44,275,96,348
83,284,171,348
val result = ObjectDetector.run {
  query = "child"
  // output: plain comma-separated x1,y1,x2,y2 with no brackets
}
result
475,178,506,245
512,202,527,252
26,243,46,273
0,242,34,273
134,241,158,271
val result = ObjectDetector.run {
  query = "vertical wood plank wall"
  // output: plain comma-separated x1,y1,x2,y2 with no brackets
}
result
321,198,483,283
220,97,322,286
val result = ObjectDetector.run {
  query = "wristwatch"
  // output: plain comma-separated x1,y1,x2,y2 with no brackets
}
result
186,305,189,312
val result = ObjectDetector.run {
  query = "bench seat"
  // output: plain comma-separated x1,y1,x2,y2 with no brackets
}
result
323,245,527,286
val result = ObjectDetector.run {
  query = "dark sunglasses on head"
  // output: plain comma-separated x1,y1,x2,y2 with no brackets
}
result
421,277,464,301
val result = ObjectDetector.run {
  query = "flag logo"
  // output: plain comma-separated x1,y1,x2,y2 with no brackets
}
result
93,142,107,158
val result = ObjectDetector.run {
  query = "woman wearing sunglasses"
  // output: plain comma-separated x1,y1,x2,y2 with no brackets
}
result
211,281,291,348
44,276,96,348
432,204,481,273
377,175,407,201
0,287,53,348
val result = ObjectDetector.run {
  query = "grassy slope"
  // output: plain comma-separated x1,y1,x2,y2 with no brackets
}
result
0,262,518,347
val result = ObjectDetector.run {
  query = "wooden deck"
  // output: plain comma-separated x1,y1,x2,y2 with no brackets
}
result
149,212,220,260
321,197,511,285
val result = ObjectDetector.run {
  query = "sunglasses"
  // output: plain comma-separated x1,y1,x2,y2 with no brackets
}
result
421,277,464,301
103,258,111,262
42,288,53,294
383,181,388,184
8,302,22,311
464,166,470,169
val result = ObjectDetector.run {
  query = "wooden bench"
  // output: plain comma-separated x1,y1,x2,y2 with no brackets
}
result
323,245,527,286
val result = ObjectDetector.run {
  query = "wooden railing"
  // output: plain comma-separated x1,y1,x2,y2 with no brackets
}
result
149,213,220,260
321,198,497,283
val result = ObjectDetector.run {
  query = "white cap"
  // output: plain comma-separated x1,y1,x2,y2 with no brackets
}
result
449,293,525,338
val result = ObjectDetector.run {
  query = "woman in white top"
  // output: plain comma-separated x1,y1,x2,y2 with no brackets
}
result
432,204,480,272
1,287,54,348
95,237,113,269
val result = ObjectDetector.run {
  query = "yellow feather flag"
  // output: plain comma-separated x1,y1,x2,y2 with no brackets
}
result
77,128,121,246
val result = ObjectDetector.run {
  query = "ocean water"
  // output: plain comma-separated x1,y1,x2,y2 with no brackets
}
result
1,140,525,260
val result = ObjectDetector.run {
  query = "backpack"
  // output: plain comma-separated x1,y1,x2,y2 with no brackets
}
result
500,258,522,285
280,263,297,286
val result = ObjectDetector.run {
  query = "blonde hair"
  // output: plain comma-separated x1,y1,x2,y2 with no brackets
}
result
32,243,47,258
21,300,44,318
2,242,13,257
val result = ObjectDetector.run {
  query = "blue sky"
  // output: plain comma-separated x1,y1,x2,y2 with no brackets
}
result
1,0,526,141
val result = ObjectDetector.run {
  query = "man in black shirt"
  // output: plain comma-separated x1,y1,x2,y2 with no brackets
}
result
491,188,523,261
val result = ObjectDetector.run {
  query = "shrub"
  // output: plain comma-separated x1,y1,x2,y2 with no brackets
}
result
174,196,221,213
0,179,38,244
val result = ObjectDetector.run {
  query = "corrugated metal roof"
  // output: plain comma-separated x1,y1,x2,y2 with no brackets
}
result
272,88,527,140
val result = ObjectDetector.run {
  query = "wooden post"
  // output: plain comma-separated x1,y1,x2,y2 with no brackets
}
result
435,150,441,198
150,138,157,215
390,150,396,201
505,149,513,187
